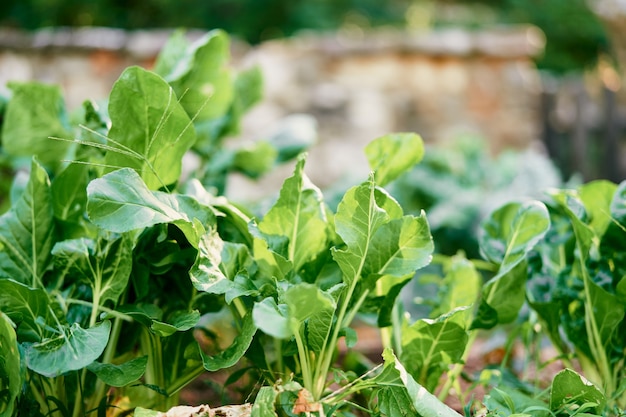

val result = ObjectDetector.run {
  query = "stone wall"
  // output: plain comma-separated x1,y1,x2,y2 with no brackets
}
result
0,26,545,197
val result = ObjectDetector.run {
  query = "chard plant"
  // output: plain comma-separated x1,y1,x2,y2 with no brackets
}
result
1,26,625,417
0,28,465,417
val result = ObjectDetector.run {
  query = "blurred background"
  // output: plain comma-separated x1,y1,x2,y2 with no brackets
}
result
0,0,625,257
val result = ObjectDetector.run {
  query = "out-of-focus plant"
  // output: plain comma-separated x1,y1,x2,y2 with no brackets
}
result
389,136,562,258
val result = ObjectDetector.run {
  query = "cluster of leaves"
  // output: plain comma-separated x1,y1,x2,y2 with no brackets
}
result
0,29,315,417
0,27,625,417
412,179,626,416
389,136,561,259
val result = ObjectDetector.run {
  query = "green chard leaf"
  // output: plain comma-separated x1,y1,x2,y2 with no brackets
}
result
251,386,278,417
87,168,214,245
362,212,433,288
87,356,148,387
333,176,433,294
0,313,20,417
51,234,133,308
472,200,550,329
579,180,617,237
550,369,606,413
400,307,469,390
0,279,60,342
252,298,290,339
2,81,71,171
365,132,425,187
105,66,197,190
162,30,234,122
0,159,55,287
285,283,335,350
25,321,111,377
258,155,328,272
201,312,257,371
332,176,390,288
190,228,258,303
117,305,200,337
376,349,462,417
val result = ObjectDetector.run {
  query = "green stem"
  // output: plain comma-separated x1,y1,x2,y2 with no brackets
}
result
167,365,206,397
376,280,393,351
294,329,313,391
66,298,134,321
437,330,478,402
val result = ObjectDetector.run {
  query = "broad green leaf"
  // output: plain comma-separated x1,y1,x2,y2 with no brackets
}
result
251,386,278,417
153,30,189,77
285,283,335,326
365,133,425,187
377,384,418,417
473,201,550,329
363,212,433,286
165,30,234,121
105,66,196,190
472,260,528,329
0,313,20,417
191,231,257,303
484,387,550,417
190,228,228,293
584,278,624,349
252,298,290,339
87,168,212,245
116,305,199,337
232,141,278,178
376,274,413,327
479,200,550,274
51,163,89,225
284,284,335,351
0,159,55,287
259,156,328,271
201,312,257,371
401,307,469,390
87,168,184,230
553,190,625,350
251,221,292,282
25,321,111,377
333,177,389,286
0,279,58,342
377,349,463,417
579,180,617,237
2,81,70,171
149,310,200,337
550,369,606,413
87,356,148,387
307,308,334,353
431,254,481,320
52,234,132,307
611,180,626,226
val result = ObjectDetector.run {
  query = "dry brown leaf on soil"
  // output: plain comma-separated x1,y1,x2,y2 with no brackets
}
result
157,404,252,417
292,389,321,414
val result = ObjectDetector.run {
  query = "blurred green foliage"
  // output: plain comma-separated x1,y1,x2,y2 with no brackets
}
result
0,0,609,74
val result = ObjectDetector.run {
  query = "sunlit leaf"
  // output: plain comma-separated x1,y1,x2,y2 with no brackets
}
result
105,66,196,190
365,133,424,187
